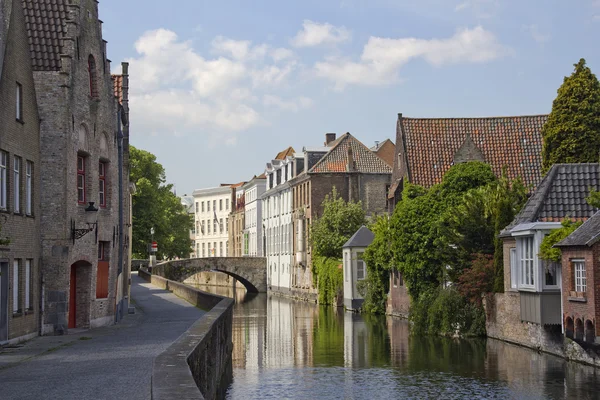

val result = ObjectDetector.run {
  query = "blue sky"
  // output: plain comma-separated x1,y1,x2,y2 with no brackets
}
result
100,0,600,195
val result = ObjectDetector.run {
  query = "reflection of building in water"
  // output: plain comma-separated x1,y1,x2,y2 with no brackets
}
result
386,317,410,368
265,295,294,367
344,313,368,367
290,299,316,367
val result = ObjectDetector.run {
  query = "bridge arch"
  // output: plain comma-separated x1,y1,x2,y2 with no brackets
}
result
151,257,267,293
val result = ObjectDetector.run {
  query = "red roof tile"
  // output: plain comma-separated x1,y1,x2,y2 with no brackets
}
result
22,0,68,71
310,133,392,174
275,146,295,160
112,74,123,103
396,114,548,189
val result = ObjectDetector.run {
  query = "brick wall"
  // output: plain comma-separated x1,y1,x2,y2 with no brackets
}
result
0,0,41,342
35,1,122,334
387,270,410,318
561,245,599,339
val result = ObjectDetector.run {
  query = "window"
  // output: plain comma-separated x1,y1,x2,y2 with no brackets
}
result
207,201,210,211
77,156,86,204
201,220,205,235
99,162,106,207
25,260,32,310
202,201,205,212
226,218,229,233
88,55,98,97
544,259,559,287
213,220,217,235
219,199,223,211
357,253,366,280
202,243,205,257
510,248,517,289
13,260,19,313
574,260,586,293
0,151,7,209
25,161,32,215
97,241,109,298
194,221,198,235
344,252,349,282
195,202,199,213
213,242,217,256
226,199,229,210
13,157,20,213
220,218,223,234
213,200,216,212
220,242,223,256
207,220,211,234
16,83,23,121
519,236,534,287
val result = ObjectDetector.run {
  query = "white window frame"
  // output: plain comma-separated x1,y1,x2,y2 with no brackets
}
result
510,248,518,289
356,258,366,281
13,260,19,313
0,151,7,209
13,157,20,213
25,260,31,310
518,236,535,289
573,259,586,293
25,161,32,215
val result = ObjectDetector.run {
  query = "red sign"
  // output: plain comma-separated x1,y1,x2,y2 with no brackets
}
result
151,242,158,252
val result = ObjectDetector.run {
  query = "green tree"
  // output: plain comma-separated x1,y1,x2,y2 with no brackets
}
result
539,219,583,262
310,187,366,259
130,146,192,259
310,188,366,304
542,58,600,171
358,216,392,314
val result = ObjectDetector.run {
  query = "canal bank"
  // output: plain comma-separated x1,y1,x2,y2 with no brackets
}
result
194,283,600,400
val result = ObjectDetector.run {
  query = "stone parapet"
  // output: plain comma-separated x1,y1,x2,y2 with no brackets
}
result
139,270,234,399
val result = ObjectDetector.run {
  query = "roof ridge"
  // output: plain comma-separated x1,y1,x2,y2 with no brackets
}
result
400,114,549,121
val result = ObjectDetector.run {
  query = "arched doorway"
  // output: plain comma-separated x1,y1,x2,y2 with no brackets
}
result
585,320,595,343
565,317,574,339
69,260,92,329
575,318,584,341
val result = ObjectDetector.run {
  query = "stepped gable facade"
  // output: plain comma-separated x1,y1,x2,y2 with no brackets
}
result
389,114,548,211
23,0,130,334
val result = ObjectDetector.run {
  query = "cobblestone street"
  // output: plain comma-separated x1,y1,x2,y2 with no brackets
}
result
0,273,204,400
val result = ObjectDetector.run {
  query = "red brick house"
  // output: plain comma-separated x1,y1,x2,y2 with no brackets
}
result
386,113,548,318
556,210,600,343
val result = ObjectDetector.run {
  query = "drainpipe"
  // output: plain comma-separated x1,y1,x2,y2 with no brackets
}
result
116,103,124,323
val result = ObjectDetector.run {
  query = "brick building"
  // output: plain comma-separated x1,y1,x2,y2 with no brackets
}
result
370,139,395,168
290,133,392,294
387,113,548,317
556,210,600,343
22,0,130,334
228,182,246,257
0,0,42,343
486,164,599,352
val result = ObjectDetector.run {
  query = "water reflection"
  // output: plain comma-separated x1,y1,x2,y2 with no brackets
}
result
192,284,600,400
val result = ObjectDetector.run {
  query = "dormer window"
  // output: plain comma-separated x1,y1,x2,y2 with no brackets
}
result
88,55,98,97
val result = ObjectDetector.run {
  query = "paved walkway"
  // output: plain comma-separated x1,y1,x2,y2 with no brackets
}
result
0,273,205,400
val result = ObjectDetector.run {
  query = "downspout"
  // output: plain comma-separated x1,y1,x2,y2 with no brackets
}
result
116,103,124,322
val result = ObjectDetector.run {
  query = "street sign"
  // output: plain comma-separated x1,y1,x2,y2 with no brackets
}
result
151,241,158,253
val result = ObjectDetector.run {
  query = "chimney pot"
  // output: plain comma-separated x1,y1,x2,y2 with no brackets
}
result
325,133,337,146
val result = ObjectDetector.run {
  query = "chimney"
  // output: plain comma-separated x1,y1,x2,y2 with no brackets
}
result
325,133,336,146
347,146,355,172
374,140,379,148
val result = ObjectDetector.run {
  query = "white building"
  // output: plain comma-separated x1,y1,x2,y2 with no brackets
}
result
262,151,295,291
243,176,266,257
342,226,374,311
180,195,196,257
192,186,231,257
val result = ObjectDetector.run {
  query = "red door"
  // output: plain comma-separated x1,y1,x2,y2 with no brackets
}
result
69,266,76,329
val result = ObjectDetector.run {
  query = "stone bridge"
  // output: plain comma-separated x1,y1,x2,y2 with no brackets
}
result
152,257,267,293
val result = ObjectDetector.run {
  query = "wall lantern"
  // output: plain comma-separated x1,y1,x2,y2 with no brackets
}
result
71,202,99,243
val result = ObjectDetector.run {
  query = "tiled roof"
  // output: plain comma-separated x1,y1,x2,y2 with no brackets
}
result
309,133,392,174
275,146,295,160
22,0,68,71
399,114,547,189
370,139,395,168
556,211,600,247
343,226,374,248
112,74,123,103
501,163,600,235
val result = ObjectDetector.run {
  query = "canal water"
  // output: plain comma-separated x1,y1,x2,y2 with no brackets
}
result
193,284,600,400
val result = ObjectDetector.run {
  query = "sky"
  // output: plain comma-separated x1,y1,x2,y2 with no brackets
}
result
100,0,600,196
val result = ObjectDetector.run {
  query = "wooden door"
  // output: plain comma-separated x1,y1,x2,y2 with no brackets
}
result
69,266,76,329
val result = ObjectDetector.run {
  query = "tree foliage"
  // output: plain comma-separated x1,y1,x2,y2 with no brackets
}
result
456,253,495,306
310,187,366,259
539,219,583,262
542,58,600,171
313,256,343,305
130,146,192,259
358,216,392,314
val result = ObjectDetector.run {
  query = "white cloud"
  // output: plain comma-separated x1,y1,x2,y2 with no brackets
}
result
291,20,351,47
315,26,512,90
524,24,550,44
125,29,305,143
263,95,313,112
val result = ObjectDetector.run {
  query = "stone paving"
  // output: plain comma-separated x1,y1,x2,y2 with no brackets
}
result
0,272,205,400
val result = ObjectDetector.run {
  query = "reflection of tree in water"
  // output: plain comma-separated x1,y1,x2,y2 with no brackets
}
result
361,313,391,367
407,335,487,375
313,306,345,366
